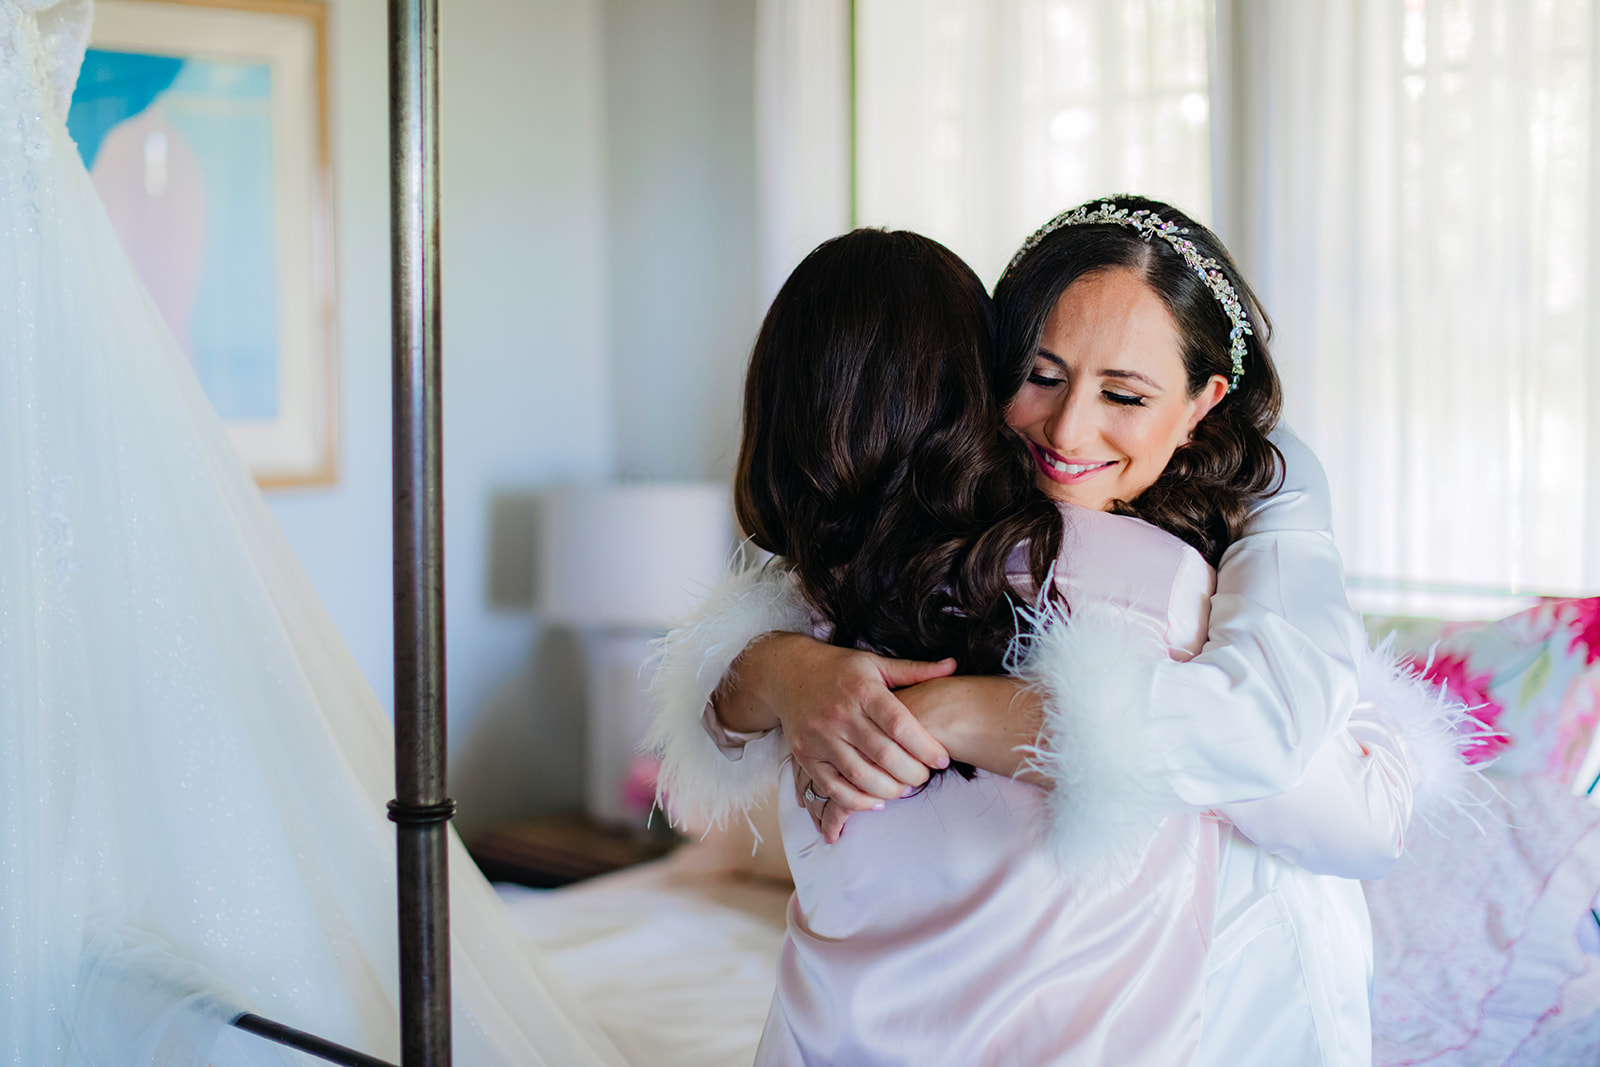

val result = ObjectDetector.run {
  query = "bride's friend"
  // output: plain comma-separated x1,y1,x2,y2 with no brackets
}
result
649,197,1479,1065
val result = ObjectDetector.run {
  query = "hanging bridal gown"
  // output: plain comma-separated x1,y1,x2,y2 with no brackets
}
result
0,2,628,1063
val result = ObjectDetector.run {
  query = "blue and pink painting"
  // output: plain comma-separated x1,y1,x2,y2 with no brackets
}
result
69,48,280,420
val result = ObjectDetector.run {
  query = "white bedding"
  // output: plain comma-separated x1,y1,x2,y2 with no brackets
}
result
498,852,788,1067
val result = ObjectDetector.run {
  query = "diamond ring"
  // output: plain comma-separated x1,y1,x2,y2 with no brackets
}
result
803,783,829,805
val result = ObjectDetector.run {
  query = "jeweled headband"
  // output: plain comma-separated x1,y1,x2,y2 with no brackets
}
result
1007,200,1251,392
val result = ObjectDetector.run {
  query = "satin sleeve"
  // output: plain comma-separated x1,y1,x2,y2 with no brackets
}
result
1149,428,1368,807
1219,700,1413,879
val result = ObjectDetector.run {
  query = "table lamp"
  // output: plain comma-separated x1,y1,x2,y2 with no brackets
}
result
537,483,733,826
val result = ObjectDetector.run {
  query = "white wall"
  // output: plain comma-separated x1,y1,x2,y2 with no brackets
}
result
605,0,761,483
266,0,759,834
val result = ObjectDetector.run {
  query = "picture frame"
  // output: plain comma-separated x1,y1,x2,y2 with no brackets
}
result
68,0,338,488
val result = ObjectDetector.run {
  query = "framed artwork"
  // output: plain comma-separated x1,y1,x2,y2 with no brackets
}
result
68,0,338,488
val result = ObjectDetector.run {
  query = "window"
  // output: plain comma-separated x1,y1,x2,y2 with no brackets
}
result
855,0,1213,284
841,0,1599,609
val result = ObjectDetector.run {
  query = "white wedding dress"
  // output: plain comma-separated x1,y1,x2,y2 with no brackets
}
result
0,2,626,1063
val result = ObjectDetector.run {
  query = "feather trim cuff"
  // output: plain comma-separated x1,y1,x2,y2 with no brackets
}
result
1358,635,1496,833
643,561,813,832
1012,599,1186,883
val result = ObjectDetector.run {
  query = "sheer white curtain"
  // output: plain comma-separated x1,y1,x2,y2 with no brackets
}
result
853,0,1214,284
1227,0,1599,608
757,1,1599,604
755,0,853,302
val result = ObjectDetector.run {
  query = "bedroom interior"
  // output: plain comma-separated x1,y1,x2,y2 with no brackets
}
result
27,0,1600,1063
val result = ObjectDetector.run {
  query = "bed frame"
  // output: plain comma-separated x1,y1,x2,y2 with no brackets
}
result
224,1,453,1063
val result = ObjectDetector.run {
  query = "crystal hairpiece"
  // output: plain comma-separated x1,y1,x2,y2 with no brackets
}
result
1008,201,1251,392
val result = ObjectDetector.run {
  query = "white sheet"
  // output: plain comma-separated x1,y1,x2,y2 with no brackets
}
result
498,854,788,1067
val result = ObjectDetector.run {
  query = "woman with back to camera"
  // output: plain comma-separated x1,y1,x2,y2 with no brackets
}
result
650,197,1480,1065
657,223,1229,1063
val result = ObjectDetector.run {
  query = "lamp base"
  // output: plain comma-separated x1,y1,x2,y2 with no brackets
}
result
580,630,660,828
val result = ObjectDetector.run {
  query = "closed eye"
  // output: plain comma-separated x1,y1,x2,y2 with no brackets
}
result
1104,391,1146,406
1027,372,1066,388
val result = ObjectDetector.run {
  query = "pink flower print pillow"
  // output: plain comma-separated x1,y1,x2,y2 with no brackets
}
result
1370,598,1600,789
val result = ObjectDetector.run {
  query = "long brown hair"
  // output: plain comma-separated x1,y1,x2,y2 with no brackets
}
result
993,195,1283,565
736,229,1062,675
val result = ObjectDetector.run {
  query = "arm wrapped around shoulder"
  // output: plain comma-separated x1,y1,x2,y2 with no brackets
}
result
1012,598,1190,883
643,561,815,832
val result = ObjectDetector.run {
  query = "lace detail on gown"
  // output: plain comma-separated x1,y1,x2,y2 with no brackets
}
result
0,0,90,161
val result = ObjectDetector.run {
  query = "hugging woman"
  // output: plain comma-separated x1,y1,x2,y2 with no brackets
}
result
647,197,1479,1066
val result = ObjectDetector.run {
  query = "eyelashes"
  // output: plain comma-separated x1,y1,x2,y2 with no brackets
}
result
1025,374,1148,408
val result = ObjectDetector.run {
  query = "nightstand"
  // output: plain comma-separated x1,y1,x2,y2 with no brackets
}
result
466,812,680,889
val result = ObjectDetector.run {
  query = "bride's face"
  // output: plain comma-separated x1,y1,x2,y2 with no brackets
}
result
1005,267,1228,512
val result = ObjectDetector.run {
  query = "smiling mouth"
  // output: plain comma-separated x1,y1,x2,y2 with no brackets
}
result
1028,443,1116,483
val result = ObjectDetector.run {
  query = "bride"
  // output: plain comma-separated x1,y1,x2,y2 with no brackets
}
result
1,1,628,1062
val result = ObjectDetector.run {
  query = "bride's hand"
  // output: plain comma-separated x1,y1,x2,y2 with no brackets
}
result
714,633,956,841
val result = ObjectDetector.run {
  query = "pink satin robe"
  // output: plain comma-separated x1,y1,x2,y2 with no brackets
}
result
754,506,1221,1066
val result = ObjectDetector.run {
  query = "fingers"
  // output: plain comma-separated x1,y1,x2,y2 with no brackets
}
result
815,742,916,802
874,654,958,689
864,693,951,773
777,647,949,802
840,728,930,794
789,698,943,797
819,800,852,843
796,770,870,843
805,759,887,813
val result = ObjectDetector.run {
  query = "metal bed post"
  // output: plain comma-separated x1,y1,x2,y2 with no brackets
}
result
220,2,446,1064
387,0,454,1063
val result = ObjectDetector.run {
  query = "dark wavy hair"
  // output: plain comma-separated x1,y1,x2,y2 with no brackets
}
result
735,228,1063,677
993,195,1283,565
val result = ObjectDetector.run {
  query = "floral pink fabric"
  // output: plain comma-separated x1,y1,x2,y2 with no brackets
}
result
1365,597,1600,1064
1379,596,1600,787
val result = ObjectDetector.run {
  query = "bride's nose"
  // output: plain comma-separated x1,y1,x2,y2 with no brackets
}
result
1040,384,1097,451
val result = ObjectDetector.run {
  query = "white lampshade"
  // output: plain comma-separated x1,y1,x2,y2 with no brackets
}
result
538,483,733,629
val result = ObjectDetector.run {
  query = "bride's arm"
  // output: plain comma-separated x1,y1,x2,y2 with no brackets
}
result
1144,428,1368,806
890,677,1428,883
1013,431,1480,873
1219,700,1412,879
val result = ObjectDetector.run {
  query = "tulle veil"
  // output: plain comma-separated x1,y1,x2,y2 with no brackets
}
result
0,1,626,1062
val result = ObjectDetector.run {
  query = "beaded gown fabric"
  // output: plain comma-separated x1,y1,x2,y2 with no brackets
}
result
0,2,626,1062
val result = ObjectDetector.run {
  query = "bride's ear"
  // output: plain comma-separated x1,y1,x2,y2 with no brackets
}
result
1185,374,1230,434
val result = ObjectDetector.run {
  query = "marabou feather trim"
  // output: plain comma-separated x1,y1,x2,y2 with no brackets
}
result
1359,635,1496,833
1012,598,1186,884
643,559,814,833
